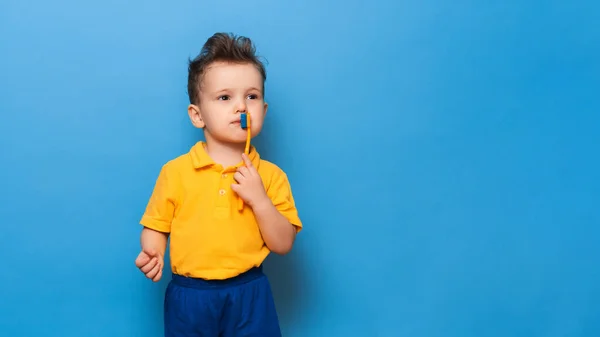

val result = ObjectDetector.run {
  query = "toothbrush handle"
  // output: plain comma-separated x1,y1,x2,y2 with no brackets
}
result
244,113,251,155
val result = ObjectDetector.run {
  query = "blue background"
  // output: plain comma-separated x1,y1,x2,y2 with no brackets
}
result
1,0,599,336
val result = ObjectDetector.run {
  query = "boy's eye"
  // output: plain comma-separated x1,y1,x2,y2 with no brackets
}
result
218,95,230,100
247,94,258,99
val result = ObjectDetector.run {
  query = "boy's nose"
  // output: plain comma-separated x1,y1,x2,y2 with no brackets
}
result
235,100,247,113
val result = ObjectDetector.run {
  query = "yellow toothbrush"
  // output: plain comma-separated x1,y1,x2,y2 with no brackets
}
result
240,112,251,155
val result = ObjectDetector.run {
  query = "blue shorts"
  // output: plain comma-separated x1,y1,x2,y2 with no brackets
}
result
164,266,281,337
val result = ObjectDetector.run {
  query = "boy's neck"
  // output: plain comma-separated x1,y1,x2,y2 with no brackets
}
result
204,139,246,168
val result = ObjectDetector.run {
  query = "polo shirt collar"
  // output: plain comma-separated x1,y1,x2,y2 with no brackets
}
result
190,141,261,169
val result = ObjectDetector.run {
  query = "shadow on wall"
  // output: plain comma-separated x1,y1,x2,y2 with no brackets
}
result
264,251,309,331
253,122,311,331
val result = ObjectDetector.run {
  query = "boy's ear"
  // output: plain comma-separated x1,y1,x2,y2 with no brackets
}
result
188,104,205,128
263,102,268,117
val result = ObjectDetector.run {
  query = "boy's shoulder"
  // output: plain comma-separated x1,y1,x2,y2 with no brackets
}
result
159,142,208,172
257,158,285,174
257,158,295,191
159,151,194,173
258,157,291,178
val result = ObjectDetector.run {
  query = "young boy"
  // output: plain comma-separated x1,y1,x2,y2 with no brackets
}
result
134,32,302,337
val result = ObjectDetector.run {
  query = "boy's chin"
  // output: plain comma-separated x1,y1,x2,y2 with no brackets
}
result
220,136,249,146
206,130,248,144
227,133,249,143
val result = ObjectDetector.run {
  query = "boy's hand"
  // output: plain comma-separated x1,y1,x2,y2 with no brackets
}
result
232,153,270,208
135,248,164,282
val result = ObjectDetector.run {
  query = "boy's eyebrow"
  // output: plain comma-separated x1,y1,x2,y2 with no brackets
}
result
213,87,262,93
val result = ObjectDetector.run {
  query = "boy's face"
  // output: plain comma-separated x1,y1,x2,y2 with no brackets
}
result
188,61,267,146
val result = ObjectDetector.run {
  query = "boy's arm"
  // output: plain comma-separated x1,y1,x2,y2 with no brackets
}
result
136,163,177,281
251,199,297,255
232,154,302,255
141,227,169,258
135,227,169,282
139,162,177,257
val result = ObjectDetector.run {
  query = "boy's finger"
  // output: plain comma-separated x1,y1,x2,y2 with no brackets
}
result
135,251,150,268
141,257,158,274
140,258,156,274
146,262,160,280
237,166,249,177
152,266,163,282
242,153,253,168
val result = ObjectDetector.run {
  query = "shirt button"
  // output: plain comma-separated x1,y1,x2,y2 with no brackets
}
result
219,189,226,196
222,173,227,178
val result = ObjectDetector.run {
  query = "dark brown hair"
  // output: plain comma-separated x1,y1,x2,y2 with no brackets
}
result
187,32,267,105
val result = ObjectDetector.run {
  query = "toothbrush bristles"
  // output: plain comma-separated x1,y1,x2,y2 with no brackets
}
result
241,113,247,129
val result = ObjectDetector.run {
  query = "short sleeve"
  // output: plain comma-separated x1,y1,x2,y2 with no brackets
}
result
140,164,178,233
266,171,303,232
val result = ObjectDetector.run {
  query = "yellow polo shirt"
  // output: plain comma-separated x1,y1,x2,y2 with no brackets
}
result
140,141,302,280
